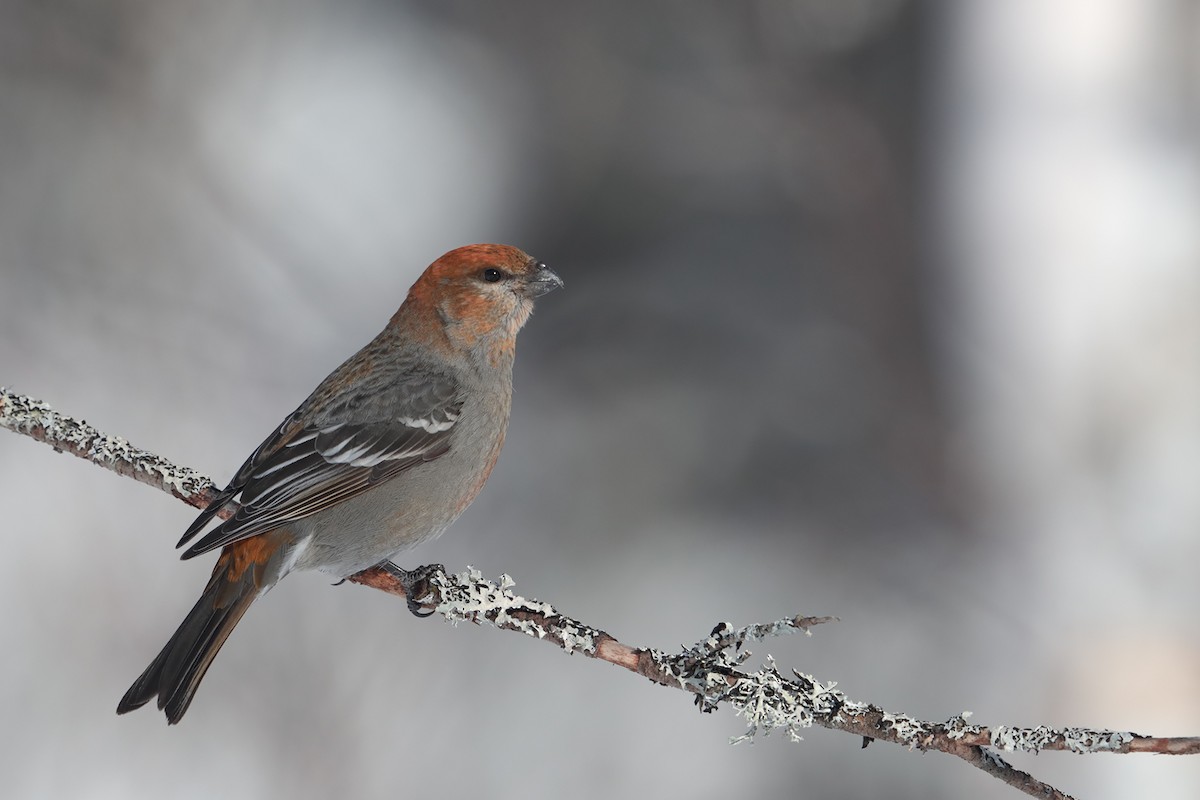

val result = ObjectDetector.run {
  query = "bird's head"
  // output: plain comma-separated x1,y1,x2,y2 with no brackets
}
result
400,244,563,369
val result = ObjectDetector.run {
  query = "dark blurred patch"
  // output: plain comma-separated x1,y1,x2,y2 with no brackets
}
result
437,2,957,544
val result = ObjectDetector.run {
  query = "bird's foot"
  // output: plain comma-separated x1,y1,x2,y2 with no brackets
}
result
381,562,445,618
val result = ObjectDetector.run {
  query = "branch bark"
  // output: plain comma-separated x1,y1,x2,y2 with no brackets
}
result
3,386,1197,800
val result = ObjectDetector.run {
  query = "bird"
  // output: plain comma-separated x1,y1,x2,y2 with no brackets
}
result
117,243,562,724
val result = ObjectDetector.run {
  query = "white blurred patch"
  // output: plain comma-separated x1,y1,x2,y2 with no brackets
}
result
185,9,532,328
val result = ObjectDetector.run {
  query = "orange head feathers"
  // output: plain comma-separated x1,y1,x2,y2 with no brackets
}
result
396,244,563,367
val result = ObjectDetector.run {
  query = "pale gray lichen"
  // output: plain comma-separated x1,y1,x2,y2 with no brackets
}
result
943,712,982,741
990,724,1133,754
1,388,216,499
646,616,845,742
646,648,684,690
728,657,810,744
699,616,837,664
1059,727,1134,753
432,567,600,656
992,725,1053,752
881,711,933,749
724,657,852,745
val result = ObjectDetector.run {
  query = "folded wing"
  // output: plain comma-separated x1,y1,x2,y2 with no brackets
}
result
177,368,462,559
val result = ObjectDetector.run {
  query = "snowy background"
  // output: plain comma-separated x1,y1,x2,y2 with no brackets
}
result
1,1,1198,798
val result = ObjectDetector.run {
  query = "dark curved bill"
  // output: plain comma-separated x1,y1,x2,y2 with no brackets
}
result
525,262,564,298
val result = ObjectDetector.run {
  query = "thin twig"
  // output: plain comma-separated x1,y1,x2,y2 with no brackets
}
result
3,386,1198,800
0,387,221,511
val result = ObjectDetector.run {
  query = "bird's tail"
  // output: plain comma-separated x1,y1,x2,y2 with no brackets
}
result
117,537,279,724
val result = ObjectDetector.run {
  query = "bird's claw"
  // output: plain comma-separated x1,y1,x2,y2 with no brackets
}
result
406,593,435,618
381,562,444,618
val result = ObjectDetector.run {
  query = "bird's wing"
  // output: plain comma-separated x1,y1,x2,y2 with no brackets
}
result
176,369,462,559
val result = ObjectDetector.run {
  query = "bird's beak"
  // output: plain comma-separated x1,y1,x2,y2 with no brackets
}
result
524,262,564,298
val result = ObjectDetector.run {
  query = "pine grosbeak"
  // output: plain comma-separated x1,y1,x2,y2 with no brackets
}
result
117,244,562,724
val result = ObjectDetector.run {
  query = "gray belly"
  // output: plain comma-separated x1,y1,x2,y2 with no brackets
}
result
288,405,505,577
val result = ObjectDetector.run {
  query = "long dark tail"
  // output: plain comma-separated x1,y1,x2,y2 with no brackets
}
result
117,549,262,724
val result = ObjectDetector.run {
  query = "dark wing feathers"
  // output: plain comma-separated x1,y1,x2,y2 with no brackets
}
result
177,368,462,559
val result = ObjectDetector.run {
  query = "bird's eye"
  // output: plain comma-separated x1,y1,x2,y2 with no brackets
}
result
481,268,505,283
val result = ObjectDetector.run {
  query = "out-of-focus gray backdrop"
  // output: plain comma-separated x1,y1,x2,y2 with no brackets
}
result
2,1,1198,798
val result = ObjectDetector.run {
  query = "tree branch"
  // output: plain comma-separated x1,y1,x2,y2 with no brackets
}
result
0,387,221,511
3,386,1197,799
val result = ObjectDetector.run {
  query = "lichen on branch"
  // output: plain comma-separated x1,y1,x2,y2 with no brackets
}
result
3,385,1198,800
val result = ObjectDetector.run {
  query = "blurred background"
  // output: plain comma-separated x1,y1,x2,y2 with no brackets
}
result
1,1,1198,798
